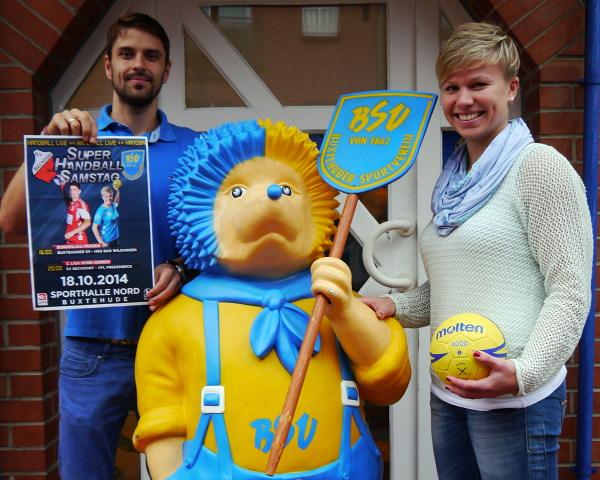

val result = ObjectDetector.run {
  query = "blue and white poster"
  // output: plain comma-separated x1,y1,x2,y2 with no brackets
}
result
24,136,154,310
318,90,437,193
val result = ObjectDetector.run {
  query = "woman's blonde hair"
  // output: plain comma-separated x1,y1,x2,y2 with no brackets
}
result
436,22,520,84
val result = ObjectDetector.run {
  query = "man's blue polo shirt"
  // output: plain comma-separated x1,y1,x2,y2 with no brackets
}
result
64,105,198,340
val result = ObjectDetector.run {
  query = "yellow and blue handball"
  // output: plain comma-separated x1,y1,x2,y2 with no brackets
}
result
430,313,507,383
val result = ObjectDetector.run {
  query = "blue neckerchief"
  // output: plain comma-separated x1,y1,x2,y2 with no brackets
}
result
431,118,534,236
183,270,320,374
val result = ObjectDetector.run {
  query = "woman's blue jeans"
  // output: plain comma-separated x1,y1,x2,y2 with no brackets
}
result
430,382,566,480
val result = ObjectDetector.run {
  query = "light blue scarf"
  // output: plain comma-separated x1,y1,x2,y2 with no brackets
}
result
431,118,533,236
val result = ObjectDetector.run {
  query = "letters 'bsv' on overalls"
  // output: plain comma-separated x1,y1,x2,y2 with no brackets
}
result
167,295,383,480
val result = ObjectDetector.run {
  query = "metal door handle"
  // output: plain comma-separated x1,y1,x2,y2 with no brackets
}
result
362,217,416,290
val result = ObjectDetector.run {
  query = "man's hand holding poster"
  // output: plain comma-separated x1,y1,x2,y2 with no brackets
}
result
24,136,154,310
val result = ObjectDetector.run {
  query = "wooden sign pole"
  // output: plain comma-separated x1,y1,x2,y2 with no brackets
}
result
265,89,437,475
266,194,358,475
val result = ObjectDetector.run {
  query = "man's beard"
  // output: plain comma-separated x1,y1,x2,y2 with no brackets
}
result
113,78,163,108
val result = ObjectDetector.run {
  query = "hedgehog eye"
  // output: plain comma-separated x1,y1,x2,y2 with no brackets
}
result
281,185,292,196
231,186,246,198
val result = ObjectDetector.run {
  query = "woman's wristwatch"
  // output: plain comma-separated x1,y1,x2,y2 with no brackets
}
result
165,259,188,283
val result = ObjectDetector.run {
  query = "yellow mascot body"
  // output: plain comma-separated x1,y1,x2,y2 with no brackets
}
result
133,120,411,479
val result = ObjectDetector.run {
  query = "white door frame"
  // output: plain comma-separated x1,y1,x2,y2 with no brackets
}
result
51,1,474,478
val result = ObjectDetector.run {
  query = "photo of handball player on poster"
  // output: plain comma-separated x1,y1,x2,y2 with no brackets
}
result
63,180,91,245
92,178,122,248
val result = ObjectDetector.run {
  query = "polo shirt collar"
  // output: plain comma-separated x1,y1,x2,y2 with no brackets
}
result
97,104,176,143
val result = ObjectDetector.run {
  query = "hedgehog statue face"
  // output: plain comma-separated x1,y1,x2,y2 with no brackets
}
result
168,119,339,279
214,156,315,277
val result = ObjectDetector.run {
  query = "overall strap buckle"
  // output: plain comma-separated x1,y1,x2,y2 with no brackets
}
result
340,380,360,407
201,385,225,413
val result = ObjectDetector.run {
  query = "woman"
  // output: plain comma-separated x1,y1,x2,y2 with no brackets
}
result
361,22,592,480
92,181,121,247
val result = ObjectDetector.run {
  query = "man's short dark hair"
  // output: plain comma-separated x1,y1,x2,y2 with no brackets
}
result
106,13,170,62
65,180,81,204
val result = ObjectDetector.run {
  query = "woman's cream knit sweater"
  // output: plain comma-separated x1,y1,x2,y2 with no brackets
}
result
388,144,593,396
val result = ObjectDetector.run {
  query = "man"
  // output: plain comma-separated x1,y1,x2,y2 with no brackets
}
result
64,181,91,244
0,13,198,479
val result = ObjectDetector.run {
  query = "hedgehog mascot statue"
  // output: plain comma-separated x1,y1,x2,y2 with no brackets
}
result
132,119,411,479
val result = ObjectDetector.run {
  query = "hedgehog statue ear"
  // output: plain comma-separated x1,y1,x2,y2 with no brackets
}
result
167,120,266,272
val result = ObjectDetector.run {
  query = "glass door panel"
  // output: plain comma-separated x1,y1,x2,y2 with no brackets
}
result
184,30,246,107
196,4,387,106
66,52,112,110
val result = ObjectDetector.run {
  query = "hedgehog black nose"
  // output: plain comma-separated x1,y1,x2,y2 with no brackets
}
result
267,184,283,200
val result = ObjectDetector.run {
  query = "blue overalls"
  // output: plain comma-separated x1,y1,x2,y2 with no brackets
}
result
167,273,383,480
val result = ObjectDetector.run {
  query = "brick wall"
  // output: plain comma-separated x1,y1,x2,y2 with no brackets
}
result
459,1,595,478
0,1,114,478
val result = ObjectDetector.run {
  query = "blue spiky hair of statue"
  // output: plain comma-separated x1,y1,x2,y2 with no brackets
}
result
168,119,339,272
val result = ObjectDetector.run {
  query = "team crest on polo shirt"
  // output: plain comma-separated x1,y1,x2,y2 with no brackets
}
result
121,150,145,180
